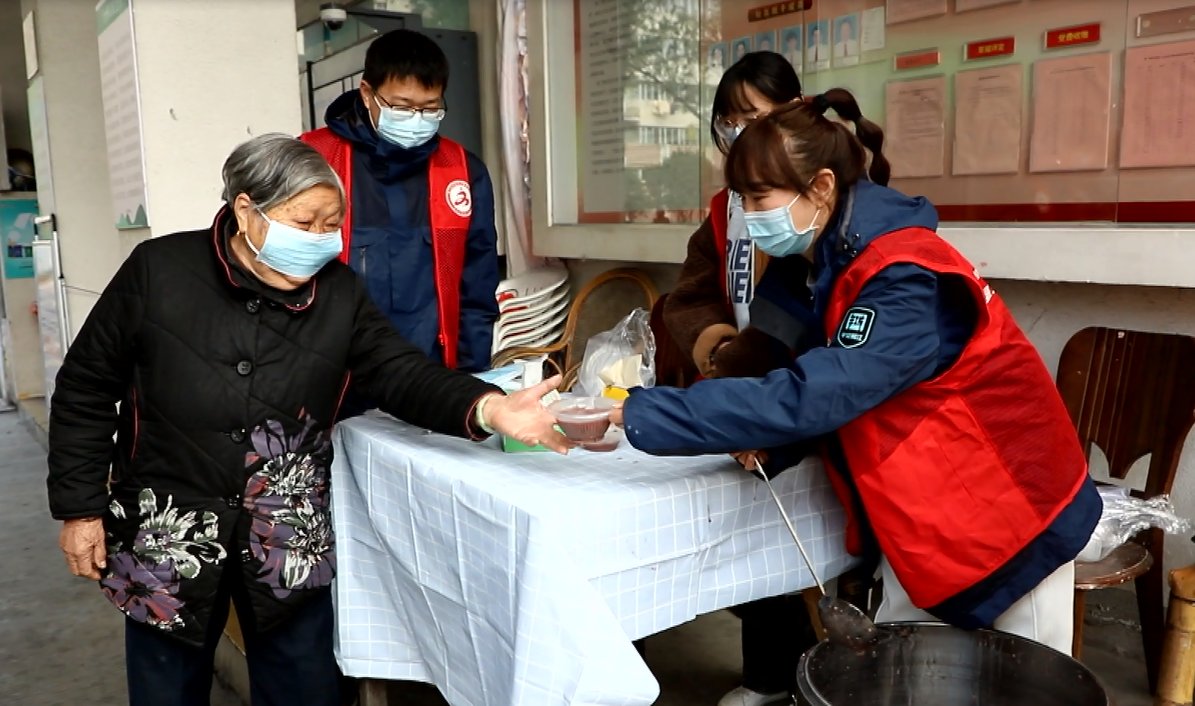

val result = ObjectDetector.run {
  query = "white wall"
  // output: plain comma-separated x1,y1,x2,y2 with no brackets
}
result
21,0,124,339
133,0,302,239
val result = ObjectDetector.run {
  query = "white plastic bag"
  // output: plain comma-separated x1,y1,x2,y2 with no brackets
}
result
1077,486,1191,562
575,308,656,397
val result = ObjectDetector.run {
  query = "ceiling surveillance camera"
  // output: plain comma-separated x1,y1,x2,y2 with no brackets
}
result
320,3,347,31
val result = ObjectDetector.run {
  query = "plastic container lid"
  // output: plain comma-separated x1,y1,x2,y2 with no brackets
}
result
548,396,615,422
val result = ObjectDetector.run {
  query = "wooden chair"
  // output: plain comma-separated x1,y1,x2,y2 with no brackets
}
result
491,267,659,391
1055,327,1195,692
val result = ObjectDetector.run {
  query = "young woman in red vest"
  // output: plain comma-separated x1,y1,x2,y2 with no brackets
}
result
663,53,814,706
615,90,1101,654
665,55,891,706
664,51,806,380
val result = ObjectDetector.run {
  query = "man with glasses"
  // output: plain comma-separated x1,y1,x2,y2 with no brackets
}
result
303,29,499,387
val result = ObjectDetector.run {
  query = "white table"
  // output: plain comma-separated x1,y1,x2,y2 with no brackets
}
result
330,414,855,706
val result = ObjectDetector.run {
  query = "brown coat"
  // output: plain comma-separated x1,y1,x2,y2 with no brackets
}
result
662,218,793,379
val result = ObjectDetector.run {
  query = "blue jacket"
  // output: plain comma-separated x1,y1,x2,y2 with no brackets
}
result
326,91,499,372
625,181,1099,627
625,181,966,454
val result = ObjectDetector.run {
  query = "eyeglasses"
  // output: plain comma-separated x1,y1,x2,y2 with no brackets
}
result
713,96,804,143
373,92,446,121
714,114,761,143
715,112,765,134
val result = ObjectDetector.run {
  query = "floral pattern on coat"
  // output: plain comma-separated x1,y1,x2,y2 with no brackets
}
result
243,416,336,598
102,488,227,631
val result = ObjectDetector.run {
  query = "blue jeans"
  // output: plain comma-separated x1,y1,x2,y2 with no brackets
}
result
124,567,340,706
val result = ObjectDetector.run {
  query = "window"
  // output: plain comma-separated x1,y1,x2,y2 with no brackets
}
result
529,0,1195,264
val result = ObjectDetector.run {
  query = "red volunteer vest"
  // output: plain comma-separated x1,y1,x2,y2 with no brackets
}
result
710,188,732,302
301,128,471,369
823,227,1089,608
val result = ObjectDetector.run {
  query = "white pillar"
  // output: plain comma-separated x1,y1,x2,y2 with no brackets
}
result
130,0,301,238
15,0,301,410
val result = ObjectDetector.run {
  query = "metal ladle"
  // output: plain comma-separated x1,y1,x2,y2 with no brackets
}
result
753,458,883,651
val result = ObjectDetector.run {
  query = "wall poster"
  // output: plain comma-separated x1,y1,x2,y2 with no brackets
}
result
96,0,150,229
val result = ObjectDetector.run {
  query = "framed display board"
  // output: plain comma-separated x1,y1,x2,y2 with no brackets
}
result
551,0,1195,227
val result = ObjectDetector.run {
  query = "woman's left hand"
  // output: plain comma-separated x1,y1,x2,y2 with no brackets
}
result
483,375,575,454
609,402,624,427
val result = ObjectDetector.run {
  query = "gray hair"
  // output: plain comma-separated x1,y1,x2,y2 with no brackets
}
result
221,133,344,211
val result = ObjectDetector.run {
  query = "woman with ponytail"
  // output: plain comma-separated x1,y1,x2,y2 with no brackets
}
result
661,52,818,706
616,90,1099,653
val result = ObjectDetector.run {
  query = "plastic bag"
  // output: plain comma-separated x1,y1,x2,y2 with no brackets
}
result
575,308,656,397
1077,486,1191,562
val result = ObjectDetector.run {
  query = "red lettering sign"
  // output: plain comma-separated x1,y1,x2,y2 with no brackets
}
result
747,0,811,22
1044,23,1101,49
895,49,942,71
965,36,1016,61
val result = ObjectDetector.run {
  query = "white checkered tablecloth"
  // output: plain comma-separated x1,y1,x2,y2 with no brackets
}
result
330,413,856,706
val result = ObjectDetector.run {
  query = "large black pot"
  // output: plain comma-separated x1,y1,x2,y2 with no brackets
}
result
796,623,1113,706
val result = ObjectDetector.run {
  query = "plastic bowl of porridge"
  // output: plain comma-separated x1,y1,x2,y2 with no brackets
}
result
549,396,615,443
581,427,622,452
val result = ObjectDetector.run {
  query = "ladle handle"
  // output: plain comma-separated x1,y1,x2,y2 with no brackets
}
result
755,459,826,595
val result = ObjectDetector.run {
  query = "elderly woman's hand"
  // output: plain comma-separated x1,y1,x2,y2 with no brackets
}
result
483,375,575,454
59,517,106,579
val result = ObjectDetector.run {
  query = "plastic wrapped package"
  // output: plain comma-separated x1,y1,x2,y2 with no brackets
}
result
575,308,656,397
1077,485,1191,562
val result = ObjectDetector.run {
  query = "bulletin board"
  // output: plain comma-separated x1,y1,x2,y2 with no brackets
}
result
709,0,1195,223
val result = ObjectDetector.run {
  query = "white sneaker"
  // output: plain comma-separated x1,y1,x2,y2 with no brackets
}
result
716,686,792,706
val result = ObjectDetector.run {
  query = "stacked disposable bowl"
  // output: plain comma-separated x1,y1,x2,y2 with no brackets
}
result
491,266,571,357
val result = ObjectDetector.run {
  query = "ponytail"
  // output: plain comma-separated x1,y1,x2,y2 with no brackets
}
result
725,88,891,200
811,88,891,187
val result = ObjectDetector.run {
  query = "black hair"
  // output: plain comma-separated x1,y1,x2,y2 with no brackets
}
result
710,51,803,155
362,29,449,91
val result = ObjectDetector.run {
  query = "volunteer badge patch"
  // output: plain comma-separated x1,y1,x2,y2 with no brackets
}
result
446,179,473,217
837,306,875,348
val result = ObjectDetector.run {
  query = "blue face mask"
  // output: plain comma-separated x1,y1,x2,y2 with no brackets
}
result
246,208,343,279
373,95,442,149
743,195,821,257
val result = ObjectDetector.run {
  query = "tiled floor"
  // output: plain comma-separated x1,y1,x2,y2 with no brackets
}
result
0,410,240,706
2,408,1154,706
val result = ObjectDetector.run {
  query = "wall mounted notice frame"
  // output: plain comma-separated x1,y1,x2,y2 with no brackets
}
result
529,0,1195,267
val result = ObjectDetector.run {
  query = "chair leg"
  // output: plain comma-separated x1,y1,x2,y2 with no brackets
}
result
1138,543,1167,694
1072,589,1086,659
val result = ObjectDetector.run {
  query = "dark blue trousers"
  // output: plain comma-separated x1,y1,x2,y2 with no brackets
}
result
124,565,340,706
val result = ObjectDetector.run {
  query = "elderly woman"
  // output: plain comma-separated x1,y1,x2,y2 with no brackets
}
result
47,133,566,706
